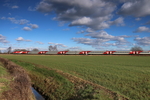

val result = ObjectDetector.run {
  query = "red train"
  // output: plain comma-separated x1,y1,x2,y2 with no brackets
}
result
13,50,150,55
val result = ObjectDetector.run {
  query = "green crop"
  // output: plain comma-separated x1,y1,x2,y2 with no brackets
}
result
1,55,150,100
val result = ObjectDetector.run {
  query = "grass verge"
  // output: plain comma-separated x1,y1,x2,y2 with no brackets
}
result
0,62,10,98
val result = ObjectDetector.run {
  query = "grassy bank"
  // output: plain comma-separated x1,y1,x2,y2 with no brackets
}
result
0,62,10,99
1,55,150,99
0,57,35,100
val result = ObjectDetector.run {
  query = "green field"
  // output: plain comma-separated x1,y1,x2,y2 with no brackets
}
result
0,55,150,100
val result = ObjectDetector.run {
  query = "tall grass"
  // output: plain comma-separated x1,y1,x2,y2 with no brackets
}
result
1,55,150,99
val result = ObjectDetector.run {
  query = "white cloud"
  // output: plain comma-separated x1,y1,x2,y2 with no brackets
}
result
3,17,38,31
134,37,150,46
25,40,32,42
34,0,132,31
72,37,130,49
86,30,128,43
12,5,19,9
144,20,150,25
86,28,95,33
16,37,24,41
0,34,9,43
1,17,6,20
36,1,52,12
16,37,32,42
22,27,32,31
3,3,19,9
134,26,150,33
28,24,39,29
118,0,150,17
19,19,30,25
36,0,117,30
57,21,66,26
135,18,141,21
70,16,125,30
36,41,44,44
7,17,29,25
69,46,82,51
109,17,125,26
48,42,67,47
86,30,114,39
72,30,131,48
77,30,85,34
72,38,93,45
70,17,92,26
28,6,36,11
0,48,7,51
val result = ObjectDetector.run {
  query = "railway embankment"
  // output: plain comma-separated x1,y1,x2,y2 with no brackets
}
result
0,57,35,100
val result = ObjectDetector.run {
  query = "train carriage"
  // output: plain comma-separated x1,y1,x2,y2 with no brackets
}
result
45,51,59,55
12,50,150,55
65,51,81,55
57,51,68,54
113,51,130,55
140,51,150,54
28,51,39,54
88,51,105,55
38,51,48,54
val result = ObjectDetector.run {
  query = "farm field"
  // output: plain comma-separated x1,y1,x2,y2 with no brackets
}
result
0,55,150,100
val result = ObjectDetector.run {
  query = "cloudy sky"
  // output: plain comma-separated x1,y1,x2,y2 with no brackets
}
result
0,0,150,51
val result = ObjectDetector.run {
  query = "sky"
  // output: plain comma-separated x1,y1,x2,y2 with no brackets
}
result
0,0,150,52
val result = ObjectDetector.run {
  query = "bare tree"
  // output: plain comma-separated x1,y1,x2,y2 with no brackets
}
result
64,49,69,51
7,47,11,54
13,49,27,51
49,45,58,51
130,46,143,51
31,48,39,51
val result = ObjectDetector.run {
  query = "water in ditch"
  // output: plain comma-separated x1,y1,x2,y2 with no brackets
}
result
31,87,45,100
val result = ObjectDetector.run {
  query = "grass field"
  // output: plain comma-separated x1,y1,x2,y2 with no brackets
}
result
0,55,150,100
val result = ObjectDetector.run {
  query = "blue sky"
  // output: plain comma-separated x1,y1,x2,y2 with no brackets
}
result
0,0,150,51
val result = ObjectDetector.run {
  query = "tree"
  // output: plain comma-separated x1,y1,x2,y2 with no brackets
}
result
13,49,27,51
64,49,69,51
7,47,11,54
49,45,58,51
31,48,39,51
130,46,143,51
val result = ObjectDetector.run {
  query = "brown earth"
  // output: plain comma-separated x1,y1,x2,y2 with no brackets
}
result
0,83,5,92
